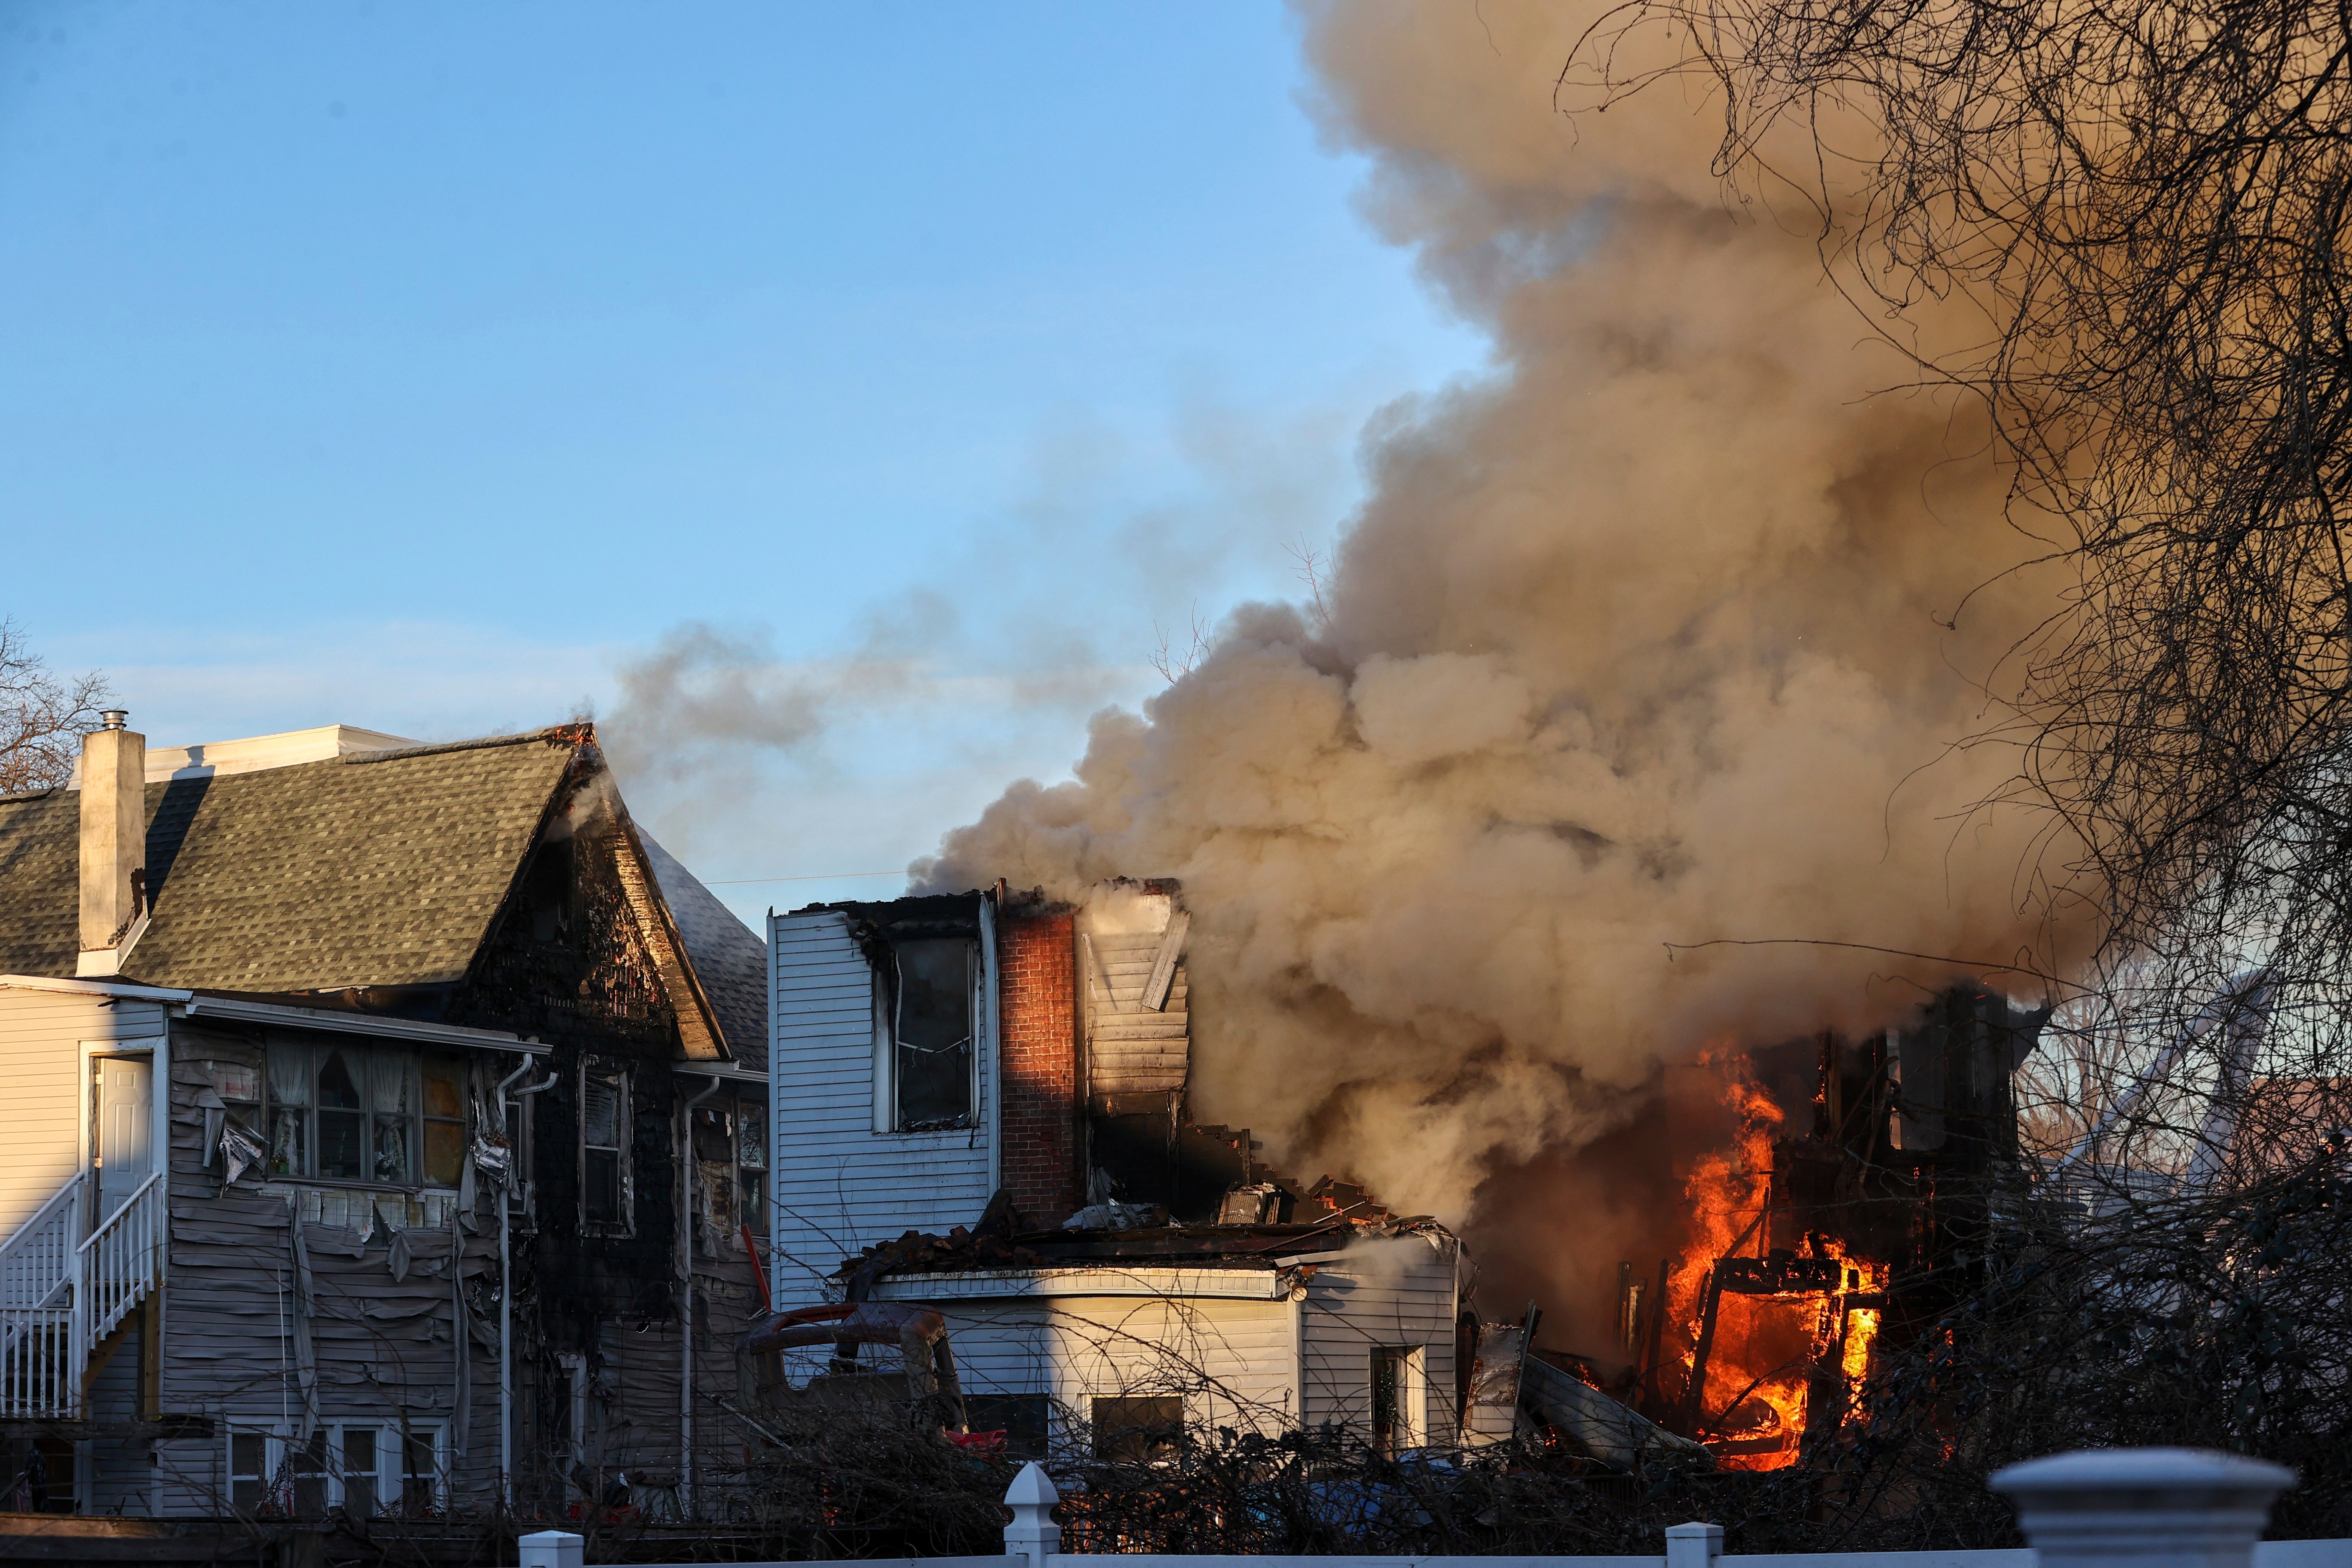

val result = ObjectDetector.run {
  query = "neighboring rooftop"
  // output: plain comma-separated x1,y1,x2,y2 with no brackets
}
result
64,723,419,786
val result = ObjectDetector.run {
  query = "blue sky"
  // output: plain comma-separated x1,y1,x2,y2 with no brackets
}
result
0,2,1484,922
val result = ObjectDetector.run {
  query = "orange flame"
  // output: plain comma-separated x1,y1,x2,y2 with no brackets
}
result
1665,1055,1887,1471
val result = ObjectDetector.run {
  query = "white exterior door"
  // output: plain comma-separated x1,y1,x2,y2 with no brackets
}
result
95,1055,153,1221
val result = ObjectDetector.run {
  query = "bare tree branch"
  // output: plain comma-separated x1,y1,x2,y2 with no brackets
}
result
0,618,112,793
1149,603,1213,686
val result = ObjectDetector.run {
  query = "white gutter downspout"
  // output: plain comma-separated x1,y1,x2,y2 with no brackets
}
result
498,1060,558,1510
680,1072,723,1518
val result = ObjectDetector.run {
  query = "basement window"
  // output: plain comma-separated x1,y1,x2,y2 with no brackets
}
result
873,937,978,1133
226,1423,442,1516
1092,1395,1182,1464
581,1064,631,1229
965,1393,1050,1461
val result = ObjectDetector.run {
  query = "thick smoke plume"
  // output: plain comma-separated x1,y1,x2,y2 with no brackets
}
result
917,2,2088,1298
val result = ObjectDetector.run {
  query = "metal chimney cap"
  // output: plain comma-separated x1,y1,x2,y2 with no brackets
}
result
98,710,129,730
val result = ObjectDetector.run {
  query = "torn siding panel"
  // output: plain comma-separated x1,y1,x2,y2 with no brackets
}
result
766,911,994,1310
156,1023,509,1513
1300,1235,1463,1446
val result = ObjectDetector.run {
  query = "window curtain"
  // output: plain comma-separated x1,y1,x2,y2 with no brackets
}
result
268,1043,312,1106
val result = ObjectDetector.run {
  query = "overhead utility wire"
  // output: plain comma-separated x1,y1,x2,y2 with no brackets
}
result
704,871,905,885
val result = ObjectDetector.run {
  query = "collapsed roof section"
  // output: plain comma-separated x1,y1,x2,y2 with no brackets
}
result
833,1162,1438,1298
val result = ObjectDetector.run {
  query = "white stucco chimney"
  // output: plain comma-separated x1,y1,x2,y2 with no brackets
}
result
77,710,147,975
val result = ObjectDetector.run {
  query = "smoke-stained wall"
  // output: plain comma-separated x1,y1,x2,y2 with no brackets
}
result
916,0,2090,1326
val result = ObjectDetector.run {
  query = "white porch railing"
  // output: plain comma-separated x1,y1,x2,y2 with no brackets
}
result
1,1173,81,1310
81,1172,163,1345
0,1174,84,1418
0,1170,163,1419
0,1304,75,1418
518,1447,2318,1568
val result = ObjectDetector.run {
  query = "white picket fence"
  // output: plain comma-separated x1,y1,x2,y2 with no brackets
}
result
517,1447,2346,1568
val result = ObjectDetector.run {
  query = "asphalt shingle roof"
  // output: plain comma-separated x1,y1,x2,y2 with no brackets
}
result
639,831,768,1072
0,730,579,992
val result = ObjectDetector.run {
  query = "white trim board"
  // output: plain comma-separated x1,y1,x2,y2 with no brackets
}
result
870,1265,1298,1302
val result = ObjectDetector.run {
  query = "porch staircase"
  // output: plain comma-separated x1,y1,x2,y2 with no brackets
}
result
0,1172,163,1419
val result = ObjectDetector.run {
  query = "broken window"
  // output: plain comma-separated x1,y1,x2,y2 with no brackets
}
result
691,1097,770,1250
524,838,574,945
581,1064,629,1228
878,938,976,1132
1369,1347,1426,1457
264,1039,466,1190
1092,1395,1181,1464
738,1102,768,1239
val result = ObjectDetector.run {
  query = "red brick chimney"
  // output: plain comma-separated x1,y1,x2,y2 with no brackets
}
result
996,903,1081,1226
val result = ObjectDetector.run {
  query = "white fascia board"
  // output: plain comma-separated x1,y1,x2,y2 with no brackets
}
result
0,973,193,1004
671,1060,768,1083
869,1265,1292,1302
180,995,545,1053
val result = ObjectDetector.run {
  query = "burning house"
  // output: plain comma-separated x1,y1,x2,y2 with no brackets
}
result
763,874,2064,1478
763,882,1474,1458
1547,988,2052,1471
0,717,769,1520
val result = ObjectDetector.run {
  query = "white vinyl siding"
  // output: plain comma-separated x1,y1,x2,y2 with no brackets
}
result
1301,1234,1463,1447
899,1289,1298,1454
0,988,168,1238
767,910,997,1308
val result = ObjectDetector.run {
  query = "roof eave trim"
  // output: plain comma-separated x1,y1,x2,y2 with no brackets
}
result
181,995,547,1053
669,1061,768,1083
0,974,195,1004
867,1265,1293,1302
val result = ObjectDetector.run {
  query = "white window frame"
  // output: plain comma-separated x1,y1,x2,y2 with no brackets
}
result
224,1421,444,1515
1368,1346,1427,1455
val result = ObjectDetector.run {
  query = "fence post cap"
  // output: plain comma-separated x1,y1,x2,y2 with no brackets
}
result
516,1532,584,1568
1006,1460,1060,1508
1665,1523,1725,1539
1991,1448,2297,1499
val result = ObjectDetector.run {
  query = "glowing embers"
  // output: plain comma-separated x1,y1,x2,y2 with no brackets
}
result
1841,1306,1881,1382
